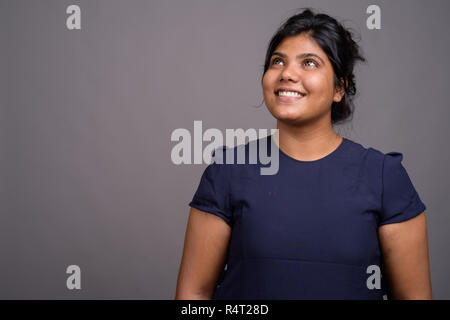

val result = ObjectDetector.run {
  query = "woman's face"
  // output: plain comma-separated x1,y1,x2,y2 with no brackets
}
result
262,33,344,125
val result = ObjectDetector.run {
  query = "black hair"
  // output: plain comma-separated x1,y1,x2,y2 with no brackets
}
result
261,8,366,125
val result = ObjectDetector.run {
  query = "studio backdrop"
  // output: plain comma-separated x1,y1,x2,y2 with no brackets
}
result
1,0,449,299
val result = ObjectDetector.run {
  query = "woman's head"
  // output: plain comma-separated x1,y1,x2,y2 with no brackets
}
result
262,8,366,126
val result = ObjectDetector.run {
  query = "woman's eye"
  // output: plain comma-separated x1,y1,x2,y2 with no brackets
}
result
271,57,317,68
303,59,317,68
271,57,283,65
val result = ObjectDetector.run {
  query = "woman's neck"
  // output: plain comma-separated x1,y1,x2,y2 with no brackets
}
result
274,119,342,162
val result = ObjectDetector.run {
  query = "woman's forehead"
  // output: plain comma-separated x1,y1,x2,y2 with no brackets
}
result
275,34,325,57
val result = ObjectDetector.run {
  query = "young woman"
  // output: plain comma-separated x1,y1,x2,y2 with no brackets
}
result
175,8,432,300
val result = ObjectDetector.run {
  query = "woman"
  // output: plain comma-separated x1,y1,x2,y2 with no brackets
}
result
175,8,432,300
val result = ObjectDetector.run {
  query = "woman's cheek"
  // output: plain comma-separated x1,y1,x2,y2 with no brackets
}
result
309,75,337,110
263,71,277,87
303,73,326,93
262,76,273,98
264,76,279,103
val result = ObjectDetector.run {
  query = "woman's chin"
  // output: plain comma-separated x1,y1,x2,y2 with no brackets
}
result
270,108,305,122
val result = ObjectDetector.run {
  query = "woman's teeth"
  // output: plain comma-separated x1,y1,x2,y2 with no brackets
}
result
277,91,303,97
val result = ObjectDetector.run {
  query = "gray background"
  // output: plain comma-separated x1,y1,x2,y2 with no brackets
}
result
1,0,449,299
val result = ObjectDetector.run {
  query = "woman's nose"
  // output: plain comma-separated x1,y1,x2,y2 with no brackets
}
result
280,63,300,82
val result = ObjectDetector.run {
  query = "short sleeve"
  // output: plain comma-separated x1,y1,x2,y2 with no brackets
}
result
379,152,426,226
188,161,233,227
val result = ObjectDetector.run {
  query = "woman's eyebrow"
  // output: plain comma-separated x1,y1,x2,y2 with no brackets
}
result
272,51,325,65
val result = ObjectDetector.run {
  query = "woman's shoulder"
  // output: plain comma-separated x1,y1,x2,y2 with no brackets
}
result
342,137,408,176
344,137,403,160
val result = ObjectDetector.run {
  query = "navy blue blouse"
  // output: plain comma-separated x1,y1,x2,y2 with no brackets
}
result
188,135,426,300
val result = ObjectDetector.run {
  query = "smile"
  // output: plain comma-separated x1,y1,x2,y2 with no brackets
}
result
275,90,306,102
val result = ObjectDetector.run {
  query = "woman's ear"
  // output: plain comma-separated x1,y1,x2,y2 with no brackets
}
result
333,78,347,103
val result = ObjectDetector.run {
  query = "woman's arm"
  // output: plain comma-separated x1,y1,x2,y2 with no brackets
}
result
378,212,432,299
175,207,231,299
